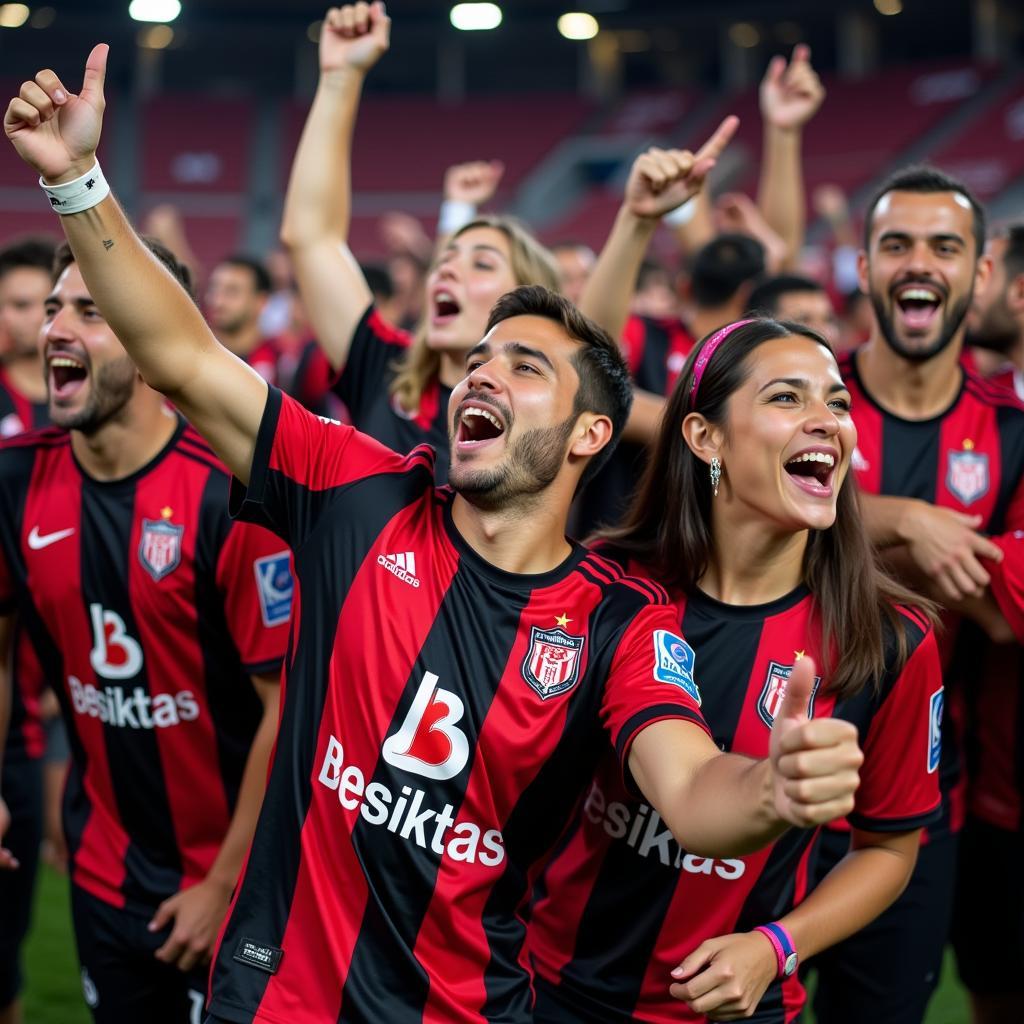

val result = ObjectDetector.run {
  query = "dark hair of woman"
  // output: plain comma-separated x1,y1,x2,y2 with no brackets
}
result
598,317,936,699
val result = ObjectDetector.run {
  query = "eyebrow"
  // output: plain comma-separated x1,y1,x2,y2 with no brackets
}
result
45,295,96,309
443,243,508,261
878,230,966,246
465,340,555,371
758,377,849,395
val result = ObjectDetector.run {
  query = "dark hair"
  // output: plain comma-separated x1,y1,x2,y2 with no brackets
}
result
485,284,633,488
689,233,766,308
0,236,57,282
864,164,986,257
599,316,934,699
996,223,1024,282
360,262,395,302
53,237,195,301
747,274,826,317
636,258,671,294
217,254,272,295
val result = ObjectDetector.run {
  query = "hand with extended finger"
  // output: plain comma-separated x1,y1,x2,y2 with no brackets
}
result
320,2,391,76
444,160,505,207
760,44,825,131
768,656,862,828
669,931,778,1021
4,43,108,184
624,115,738,220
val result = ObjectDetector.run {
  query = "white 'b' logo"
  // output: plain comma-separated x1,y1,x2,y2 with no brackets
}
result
89,603,144,680
382,671,469,781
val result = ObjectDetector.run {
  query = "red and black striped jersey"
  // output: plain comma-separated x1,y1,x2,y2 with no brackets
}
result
208,388,708,1024
0,420,291,912
840,351,1024,835
331,304,451,483
528,581,941,1024
0,367,47,438
622,314,696,398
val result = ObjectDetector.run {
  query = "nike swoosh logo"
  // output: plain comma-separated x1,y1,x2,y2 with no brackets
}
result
28,526,76,550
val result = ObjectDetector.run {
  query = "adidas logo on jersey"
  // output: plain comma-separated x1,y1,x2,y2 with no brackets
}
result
377,551,420,588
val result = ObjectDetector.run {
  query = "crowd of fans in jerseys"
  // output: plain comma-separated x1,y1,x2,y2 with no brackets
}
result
1,3,1024,1024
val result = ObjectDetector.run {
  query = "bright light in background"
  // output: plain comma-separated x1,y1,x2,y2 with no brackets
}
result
129,0,181,23
138,23,174,48
0,4,30,28
558,12,598,41
30,4,55,27
874,0,902,13
450,3,502,31
729,21,760,48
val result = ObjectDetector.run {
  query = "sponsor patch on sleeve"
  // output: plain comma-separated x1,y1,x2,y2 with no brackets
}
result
652,629,701,706
233,938,283,974
254,551,294,628
928,688,943,774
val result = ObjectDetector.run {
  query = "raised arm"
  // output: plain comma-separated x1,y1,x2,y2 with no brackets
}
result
757,45,824,269
578,116,738,344
630,656,862,857
280,2,390,371
3,45,265,482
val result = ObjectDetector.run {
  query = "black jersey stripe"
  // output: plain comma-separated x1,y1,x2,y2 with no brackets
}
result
78,478,184,906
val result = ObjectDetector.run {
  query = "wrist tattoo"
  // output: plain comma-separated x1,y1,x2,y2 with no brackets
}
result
102,239,114,251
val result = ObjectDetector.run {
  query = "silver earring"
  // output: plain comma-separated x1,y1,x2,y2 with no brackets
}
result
710,457,721,497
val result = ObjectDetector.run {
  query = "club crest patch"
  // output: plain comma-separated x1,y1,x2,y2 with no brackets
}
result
138,518,183,582
254,552,294,627
946,449,989,507
757,661,821,727
652,630,701,706
522,626,584,700
928,688,943,774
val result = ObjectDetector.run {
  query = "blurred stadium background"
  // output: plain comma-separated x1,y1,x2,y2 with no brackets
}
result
3,1,1021,1020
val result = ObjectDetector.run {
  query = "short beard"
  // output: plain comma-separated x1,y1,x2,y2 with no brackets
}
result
871,289,971,363
451,414,576,513
49,355,137,434
965,294,1019,355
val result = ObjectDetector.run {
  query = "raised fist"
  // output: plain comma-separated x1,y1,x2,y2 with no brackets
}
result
4,43,108,184
623,116,738,220
319,2,391,75
444,160,505,207
760,44,825,131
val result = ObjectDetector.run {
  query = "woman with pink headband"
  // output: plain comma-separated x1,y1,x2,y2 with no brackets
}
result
528,318,944,1022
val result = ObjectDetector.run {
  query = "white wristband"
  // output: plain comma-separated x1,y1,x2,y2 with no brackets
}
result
663,197,697,226
40,161,110,215
438,199,476,234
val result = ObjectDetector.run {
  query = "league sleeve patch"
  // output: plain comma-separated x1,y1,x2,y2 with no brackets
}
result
928,688,943,775
253,551,294,628
652,629,701,706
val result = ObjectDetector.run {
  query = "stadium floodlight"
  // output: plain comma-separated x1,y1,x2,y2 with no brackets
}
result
0,4,30,28
450,3,502,32
557,13,599,41
128,0,181,23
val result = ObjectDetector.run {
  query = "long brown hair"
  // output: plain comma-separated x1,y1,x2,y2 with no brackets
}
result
600,317,935,698
389,215,560,415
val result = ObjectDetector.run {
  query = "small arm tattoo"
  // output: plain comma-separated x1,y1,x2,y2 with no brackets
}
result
102,239,114,251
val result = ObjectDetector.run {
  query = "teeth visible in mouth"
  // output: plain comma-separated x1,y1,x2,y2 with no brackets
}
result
786,452,835,467
900,288,939,301
462,407,502,430
49,356,84,368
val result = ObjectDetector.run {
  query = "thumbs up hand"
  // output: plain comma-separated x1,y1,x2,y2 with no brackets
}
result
768,656,862,828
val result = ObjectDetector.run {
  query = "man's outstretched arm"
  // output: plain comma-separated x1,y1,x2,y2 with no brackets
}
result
4,44,266,482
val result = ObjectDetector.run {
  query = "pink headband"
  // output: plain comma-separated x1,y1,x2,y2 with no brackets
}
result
687,319,754,410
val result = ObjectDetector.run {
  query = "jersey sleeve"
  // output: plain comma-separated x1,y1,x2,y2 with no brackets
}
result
984,531,1024,643
229,387,433,549
600,602,711,782
847,623,943,832
215,521,292,676
331,305,412,423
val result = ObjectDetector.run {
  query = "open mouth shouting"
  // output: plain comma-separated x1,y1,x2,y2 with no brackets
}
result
783,447,838,498
432,288,462,326
454,400,507,453
893,281,944,334
47,349,89,401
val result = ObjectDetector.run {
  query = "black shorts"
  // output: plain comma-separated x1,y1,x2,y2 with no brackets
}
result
0,755,43,1009
71,883,209,1024
806,827,958,1024
951,817,1024,995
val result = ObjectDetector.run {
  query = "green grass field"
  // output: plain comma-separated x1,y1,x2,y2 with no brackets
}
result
21,865,971,1022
